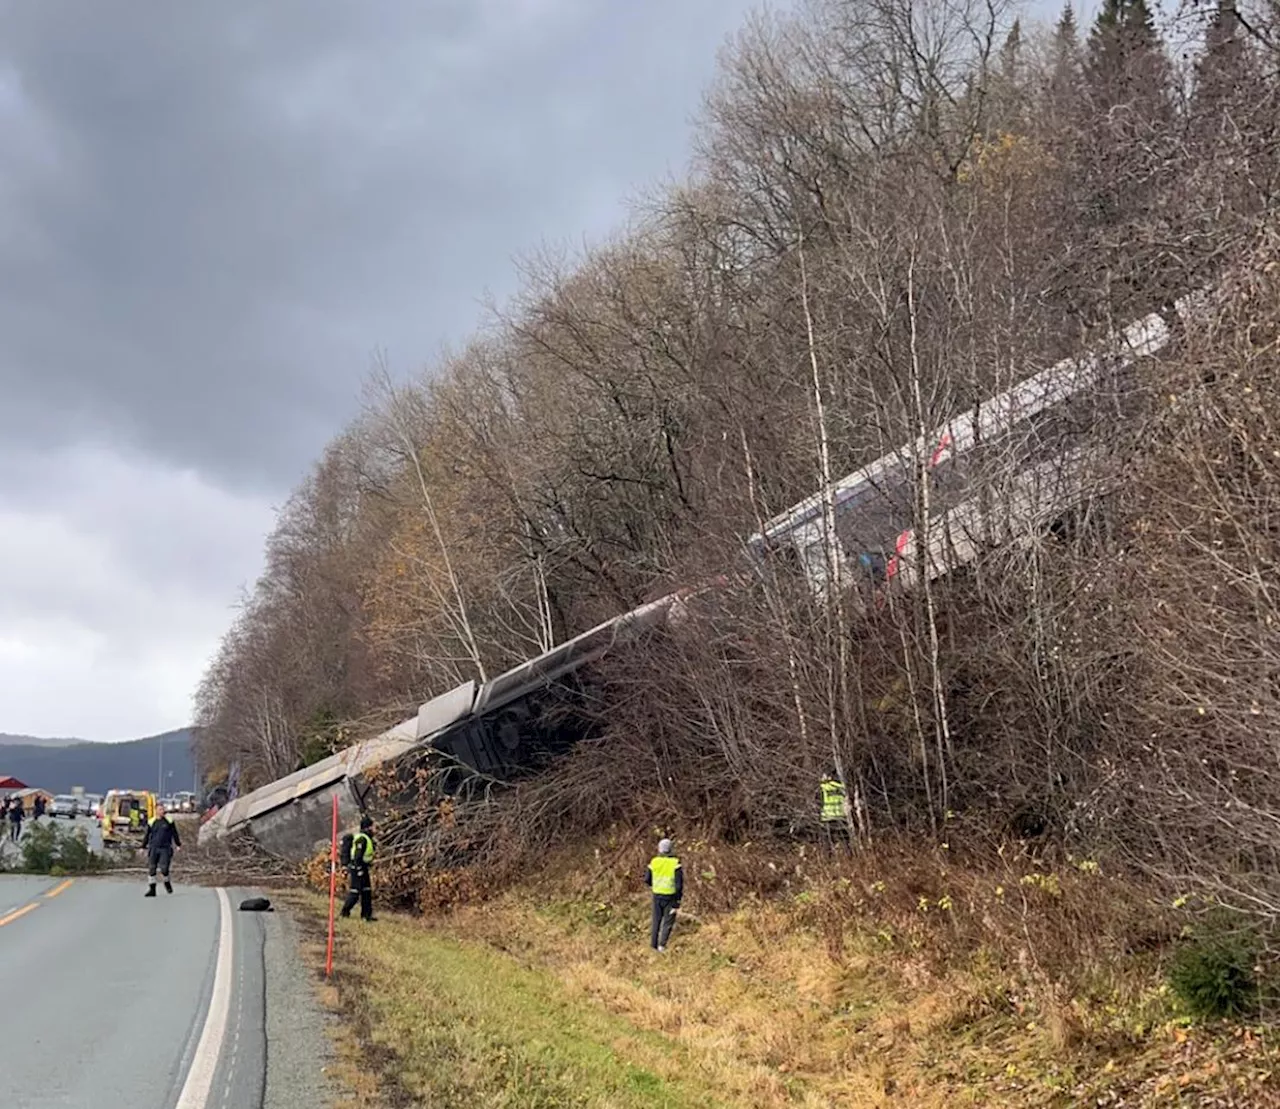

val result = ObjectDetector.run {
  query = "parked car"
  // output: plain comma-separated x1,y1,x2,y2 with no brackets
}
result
50,794,79,819
80,793,102,819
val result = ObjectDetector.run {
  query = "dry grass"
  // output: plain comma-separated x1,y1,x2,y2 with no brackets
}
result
289,835,1280,1107
288,897,409,1109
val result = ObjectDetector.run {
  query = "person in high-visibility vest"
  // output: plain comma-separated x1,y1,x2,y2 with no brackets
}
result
819,775,847,823
340,815,377,922
819,773,848,847
645,838,683,952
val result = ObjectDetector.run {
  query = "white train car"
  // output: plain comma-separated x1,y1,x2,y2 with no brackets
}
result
746,287,1211,598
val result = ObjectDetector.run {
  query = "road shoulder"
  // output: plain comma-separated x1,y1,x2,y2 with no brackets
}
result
263,895,343,1109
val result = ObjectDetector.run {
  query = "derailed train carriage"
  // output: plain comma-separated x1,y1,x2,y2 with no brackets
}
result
198,592,687,860
742,288,1211,597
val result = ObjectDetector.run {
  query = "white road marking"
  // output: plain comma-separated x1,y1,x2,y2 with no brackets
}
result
175,888,233,1109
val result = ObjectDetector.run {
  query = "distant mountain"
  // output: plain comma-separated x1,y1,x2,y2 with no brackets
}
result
0,729,198,796
0,734,83,748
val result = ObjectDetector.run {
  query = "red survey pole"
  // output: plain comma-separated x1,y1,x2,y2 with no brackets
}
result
325,793,339,978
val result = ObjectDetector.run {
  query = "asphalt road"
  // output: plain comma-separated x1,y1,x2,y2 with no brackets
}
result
0,873,268,1109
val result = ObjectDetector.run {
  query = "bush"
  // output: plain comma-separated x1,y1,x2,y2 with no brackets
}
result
1168,921,1260,1021
20,821,104,875
20,821,58,873
55,825,101,873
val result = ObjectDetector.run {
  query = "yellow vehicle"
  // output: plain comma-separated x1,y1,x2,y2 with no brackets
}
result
100,789,156,848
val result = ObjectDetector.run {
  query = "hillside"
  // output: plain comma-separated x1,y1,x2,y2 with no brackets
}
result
198,0,1280,1051
0,734,82,748
0,729,197,796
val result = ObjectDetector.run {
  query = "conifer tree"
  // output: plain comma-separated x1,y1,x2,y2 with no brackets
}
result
1192,0,1259,128
999,18,1023,82
1053,4,1080,73
1085,0,1173,119
987,19,1027,133
1043,4,1084,126
1186,0,1276,238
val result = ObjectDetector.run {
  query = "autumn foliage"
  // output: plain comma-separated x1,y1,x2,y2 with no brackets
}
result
197,0,1280,916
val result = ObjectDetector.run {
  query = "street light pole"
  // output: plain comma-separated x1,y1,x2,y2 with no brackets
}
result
158,736,164,796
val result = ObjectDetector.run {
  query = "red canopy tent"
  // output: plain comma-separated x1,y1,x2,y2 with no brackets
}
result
0,776,28,791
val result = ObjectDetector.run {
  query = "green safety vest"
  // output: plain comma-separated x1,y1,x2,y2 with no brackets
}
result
353,832,375,865
649,855,680,895
820,779,846,822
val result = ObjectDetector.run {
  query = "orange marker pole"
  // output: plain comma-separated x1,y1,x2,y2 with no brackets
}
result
325,793,339,978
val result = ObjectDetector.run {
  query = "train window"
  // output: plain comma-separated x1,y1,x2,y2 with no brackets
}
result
857,551,888,583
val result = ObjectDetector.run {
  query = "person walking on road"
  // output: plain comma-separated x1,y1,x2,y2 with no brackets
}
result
141,803,181,896
646,838,683,952
340,815,377,922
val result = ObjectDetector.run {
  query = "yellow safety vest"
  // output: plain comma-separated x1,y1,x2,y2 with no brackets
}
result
820,779,846,823
649,855,680,896
353,832,375,865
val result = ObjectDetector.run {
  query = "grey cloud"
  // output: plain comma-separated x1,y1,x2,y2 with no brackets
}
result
0,0,778,738
0,445,274,633
0,0,773,494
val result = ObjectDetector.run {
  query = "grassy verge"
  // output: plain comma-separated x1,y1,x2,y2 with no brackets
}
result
291,840,1280,1107
289,889,724,1108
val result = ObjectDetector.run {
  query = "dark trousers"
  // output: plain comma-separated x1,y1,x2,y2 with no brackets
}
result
341,865,372,920
148,847,173,880
8,819,20,842
821,819,850,850
650,894,679,949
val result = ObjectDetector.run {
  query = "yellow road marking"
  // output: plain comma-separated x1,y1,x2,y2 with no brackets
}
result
0,903,38,927
0,878,74,925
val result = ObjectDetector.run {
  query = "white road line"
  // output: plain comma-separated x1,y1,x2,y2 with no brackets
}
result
176,888,234,1109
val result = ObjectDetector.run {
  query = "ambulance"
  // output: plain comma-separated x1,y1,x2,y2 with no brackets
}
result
100,789,157,848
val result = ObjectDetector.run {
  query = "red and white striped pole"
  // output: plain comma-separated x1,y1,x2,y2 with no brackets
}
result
325,793,338,978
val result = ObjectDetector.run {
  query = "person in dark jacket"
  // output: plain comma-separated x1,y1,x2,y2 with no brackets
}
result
645,838,683,952
8,798,22,842
141,803,181,896
339,815,376,922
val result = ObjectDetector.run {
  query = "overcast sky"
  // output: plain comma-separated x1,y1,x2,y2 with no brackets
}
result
0,0,785,741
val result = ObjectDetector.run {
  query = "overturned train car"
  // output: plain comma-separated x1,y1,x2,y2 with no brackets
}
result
744,288,1211,598
197,592,683,860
